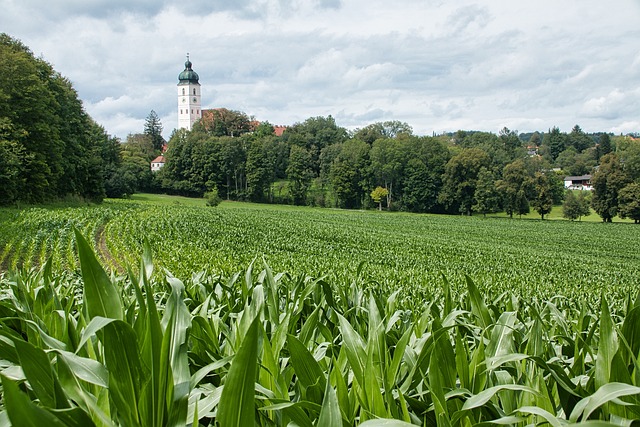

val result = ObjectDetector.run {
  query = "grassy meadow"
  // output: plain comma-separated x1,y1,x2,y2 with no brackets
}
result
0,195,639,426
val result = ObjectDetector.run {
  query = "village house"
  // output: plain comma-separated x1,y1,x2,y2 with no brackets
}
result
563,174,592,191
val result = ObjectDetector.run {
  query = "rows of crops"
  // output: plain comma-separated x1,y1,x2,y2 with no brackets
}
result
1,199,639,425
2,198,637,307
0,229,638,425
134,204,635,307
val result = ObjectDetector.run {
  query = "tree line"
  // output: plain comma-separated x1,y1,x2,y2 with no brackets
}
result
156,112,640,222
0,33,169,205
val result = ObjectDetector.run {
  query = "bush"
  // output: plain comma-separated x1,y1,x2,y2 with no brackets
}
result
204,187,222,207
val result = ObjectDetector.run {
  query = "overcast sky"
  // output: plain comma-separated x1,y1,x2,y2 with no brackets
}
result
2,0,640,140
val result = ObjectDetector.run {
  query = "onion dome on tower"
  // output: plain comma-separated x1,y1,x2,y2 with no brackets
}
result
177,54,202,131
178,57,200,84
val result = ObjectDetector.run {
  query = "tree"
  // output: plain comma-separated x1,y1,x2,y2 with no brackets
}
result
353,121,413,144
568,125,592,152
369,138,405,209
200,108,254,137
439,148,491,215
473,167,500,217
245,136,278,202
531,172,554,219
370,186,389,211
618,183,640,223
403,158,436,213
284,115,348,176
286,145,314,205
499,127,521,156
0,33,107,204
144,110,165,151
547,127,566,161
329,139,370,209
598,133,612,159
204,186,222,207
563,191,591,221
496,159,533,219
591,154,629,222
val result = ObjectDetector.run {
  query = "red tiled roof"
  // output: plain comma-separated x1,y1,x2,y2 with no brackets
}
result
151,155,165,164
274,125,287,137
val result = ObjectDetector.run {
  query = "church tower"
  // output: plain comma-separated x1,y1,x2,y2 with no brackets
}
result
177,54,201,131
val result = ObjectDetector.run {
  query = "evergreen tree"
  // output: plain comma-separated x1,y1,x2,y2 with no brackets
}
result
598,133,612,158
144,110,165,151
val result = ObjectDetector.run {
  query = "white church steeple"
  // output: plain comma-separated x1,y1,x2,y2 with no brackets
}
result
177,54,201,131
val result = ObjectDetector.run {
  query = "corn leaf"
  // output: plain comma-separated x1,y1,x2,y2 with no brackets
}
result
359,420,416,426
466,276,492,332
570,382,640,422
74,229,122,321
461,384,539,411
1,375,67,427
288,334,325,391
317,373,342,427
102,320,145,427
14,339,68,409
217,314,260,427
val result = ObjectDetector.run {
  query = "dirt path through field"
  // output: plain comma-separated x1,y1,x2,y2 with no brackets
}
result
95,222,124,274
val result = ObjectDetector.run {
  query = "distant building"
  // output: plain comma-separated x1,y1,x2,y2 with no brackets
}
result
564,175,592,190
177,55,201,131
151,155,165,172
274,125,287,137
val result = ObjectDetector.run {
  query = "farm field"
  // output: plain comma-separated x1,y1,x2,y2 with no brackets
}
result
1,195,639,305
0,196,639,426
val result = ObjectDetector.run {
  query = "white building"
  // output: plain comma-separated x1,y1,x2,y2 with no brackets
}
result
151,155,165,172
563,175,593,191
177,55,202,131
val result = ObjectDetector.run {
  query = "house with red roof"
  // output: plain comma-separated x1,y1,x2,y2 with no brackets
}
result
151,155,165,172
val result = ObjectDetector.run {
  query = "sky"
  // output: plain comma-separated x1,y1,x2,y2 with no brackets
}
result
2,0,640,140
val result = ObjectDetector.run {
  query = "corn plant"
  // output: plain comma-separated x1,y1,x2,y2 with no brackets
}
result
0,230,639,425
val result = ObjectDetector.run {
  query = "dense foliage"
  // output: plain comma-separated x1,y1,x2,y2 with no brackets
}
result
0,34,119,204
158,115,640,221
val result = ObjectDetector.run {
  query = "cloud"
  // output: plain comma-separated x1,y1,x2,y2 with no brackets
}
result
1,0,639,140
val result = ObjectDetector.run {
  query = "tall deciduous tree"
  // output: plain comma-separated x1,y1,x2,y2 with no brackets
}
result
591,154,629,222
0,33,106,204
369,138,405,209
531,172,554,219
563,191,591,221
473,167,500,217
439,148,490,215
618,183,640,223
284,115,348,176
286,145,314,205
200,108,253,137
330,139,370,209
496,159,533,219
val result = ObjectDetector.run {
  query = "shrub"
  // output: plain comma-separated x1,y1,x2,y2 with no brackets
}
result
204,187,222,207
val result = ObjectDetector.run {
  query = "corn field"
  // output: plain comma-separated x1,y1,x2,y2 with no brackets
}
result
0,200,639,425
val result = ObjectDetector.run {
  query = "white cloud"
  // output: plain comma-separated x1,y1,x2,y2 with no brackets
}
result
1,0,639,139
